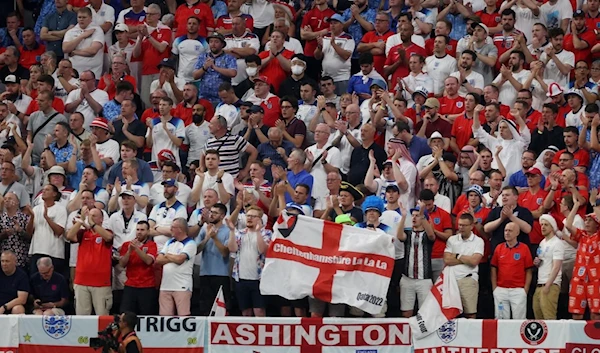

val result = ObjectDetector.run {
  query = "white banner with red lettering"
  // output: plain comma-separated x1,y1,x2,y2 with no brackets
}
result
261,213,395,315
0,316,18,353
18,315,205,353
565,320,600,353
208,317,413,353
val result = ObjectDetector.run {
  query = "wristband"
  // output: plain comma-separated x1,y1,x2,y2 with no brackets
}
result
216,178,223,183
2,305,7,312
321,160,328,165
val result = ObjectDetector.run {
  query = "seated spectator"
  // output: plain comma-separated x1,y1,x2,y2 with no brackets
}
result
30,257,69,315
156,218,196,316
0,192,31,270
119,220,158,315
0,250,28,314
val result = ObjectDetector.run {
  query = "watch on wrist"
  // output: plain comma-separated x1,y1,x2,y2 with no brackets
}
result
321,160,328,165
3,304,8,312
216,178,223,183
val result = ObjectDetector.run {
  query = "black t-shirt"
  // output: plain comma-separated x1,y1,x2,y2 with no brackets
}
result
0,64,30,82
327,206,364,223
485,205,534,253
239,125,270,148
30,271,69,304
0,267,30,305
348,142,387,186
112,118,147,158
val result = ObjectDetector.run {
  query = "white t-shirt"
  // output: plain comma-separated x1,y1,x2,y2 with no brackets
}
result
566,106,586,130
193,172,235,209
540,49,574,89
561,215,582,262
305,144,341,199
149,200,189,251
95,138,120,166
425,55,458,95
111,182,151,213
224,32,260,85
411,7,437,38
29,203,68,259
149,182,192,207
451,70,485,98
240,0,274,29
214,103,240,128
159,237,196,291
0,114,21,146
146,117,186,166
184,121,211,167
172,37,208,82
64,24,105,78
52,73,80,103
444,233,485,280
66,88,110,129
434,193,452,213
536,235,564,285
149,78,187,104
493,69,532,108
107,210,148,249
89,3,114,48
321,33,355,82
539,0,573,30
506,3,540,44
402,72,434,104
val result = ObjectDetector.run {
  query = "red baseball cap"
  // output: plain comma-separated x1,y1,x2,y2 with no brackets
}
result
158,149,176,162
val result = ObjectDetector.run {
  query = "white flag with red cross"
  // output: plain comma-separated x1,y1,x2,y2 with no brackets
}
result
260,212,395,315
210,286,227,317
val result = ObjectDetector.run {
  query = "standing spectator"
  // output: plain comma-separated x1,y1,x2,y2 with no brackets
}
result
119,220,158,315
173,0,215,38
450,50,485,98
341,0,375,72
0,193,31,270
305,124,341,202
65,70,109,129
53,59,80,103
110,100,146,151
321,181,364,223
156,218,196,316
40,0,77,59
62,8,105,79
132,4,172,108
426,36,459,97
278,55,316,101
539,28,574,89
348,123,387,186
30,257,69,315
101,81,134,123
315,14,355,95
184,103,211,168
492,51,531,108
196,203,230,315
257,127,294,182
276,96,307,149
0,75,31,124
444,213,485,318
384,23,427,91
107,158,151,213
27,91,68,166
224,16,259,86
67,207,113,315
150,162,192,208
108,24,136,78
264,18,303,55
465,23,498,85
106,141,153,186
146,97,185,166
227,206,271,317
173,17,208,83
98,54,137,101
258,31,293,94
490,222,533,319
193,32,237,107
299,0,335,81
539,0,572,33
148,179,189,251
0,251,28,314
358,11,393,78
190,151,235,209
0,162,29,209
532,214,564,320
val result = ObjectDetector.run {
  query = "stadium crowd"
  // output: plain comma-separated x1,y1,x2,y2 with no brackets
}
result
0,0,599,321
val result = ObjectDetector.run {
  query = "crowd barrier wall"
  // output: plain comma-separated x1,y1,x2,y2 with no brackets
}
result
0,316,597,353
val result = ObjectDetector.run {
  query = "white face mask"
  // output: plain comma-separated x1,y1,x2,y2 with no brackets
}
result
291,65,305,75
246,67,258,77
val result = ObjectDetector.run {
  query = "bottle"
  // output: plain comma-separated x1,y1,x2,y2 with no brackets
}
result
497,302,504,319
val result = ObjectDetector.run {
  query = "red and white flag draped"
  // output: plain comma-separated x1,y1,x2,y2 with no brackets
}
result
409,266,463,340
260,212,395,315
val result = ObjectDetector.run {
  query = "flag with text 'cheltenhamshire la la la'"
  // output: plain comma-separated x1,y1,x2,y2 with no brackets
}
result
260,212,395,315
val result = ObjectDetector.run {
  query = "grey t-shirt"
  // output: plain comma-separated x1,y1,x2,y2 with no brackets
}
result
27,110,67,165
472,43,498,85
0,181,31,208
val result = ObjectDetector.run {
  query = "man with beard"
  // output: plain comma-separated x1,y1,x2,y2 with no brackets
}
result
482,84,511,118
384,23,427,92
340,0,375,73
494,9,523,71
184,103,211,168
563,11,596,66
450,50,484,98
0,75,32,125
196,203,231,316
173,17,208,83
193,32,237,107
425,35,458,97
465,22,498,85
148,179,189,252
450,93,485,154
493,50,531,107
27,91,68,166
539,28,574,90
110,100,146,151
482,103,502,137
174,83,215,126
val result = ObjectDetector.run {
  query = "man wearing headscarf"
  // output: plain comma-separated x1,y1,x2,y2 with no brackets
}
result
458,145,478,191
533,146,559,178
473,105,531,183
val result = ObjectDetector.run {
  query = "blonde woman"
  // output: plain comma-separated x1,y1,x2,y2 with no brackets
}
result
25,64,44,99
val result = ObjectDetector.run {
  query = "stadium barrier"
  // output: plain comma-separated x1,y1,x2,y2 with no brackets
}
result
1,315,598,353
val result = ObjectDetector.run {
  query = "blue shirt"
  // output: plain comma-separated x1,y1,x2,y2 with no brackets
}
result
211,0,228,19
342,7,376,59
70,160,106,189
0,28,23,48
285,169,314,204
35,0,60,35
49,141,74,164
198,224,230,276
102,99,122,122
407,136,432,164
107,158,154,185
194,51,237,102
257,140,295,182
41,9,77,57
508,170,546,189
446,13,467,41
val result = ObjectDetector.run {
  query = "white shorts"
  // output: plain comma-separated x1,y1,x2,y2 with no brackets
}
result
400,275,433,311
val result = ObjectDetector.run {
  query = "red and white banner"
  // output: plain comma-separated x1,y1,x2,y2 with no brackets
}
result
19,315,205,353
209,317,413,353
565,320,600,353
0,316,19,353
261,214,395,315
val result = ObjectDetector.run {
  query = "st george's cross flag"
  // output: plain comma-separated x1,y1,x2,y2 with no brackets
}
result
210,286,227,316
409,266,463,339
260,212,395,315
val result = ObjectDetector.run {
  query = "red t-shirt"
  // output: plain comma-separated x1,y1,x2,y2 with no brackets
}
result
429,206,453,259
451,113,486,150
552,148,590,169
174,1,215,38
507,109,542,131
216,14,254,32
301,7,336,57
493,30,523,70
260,95,282,128
26,97,65,115
518,189,548,244
438,96,465,116
556,102,570,127
491,241,534,288
385,43,427,88
97,74,138,100
475,9,502,29
424,37,458,57
544,181,589,218
563,29,596,65
134,26,172,75
68,0,88,8
74,228,113,287
361,30,394,76
457,206,491,263
172,98,215,127
258,49,294,94
452,194,468,217
19,43,46,69
120,240,158,288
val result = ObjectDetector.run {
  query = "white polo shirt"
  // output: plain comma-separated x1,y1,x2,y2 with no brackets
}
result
540,49,574,89
159,237,196,291
444,232,485,280
537,235,564,286
193,172,235,210
107,210,148,249
64,24,105,78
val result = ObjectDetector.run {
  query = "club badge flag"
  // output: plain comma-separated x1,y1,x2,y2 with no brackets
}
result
409,267,463,340
260,212,395,315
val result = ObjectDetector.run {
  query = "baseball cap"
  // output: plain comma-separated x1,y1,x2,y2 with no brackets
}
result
471,22,489,35
114,23,129,32
424,98,440,109
90,117,110,131
158,149,176,162
385,184,400,193
412,86,429,99
47,165,66,176
546,83,564,97
2,75,18,85
157,57,176,70
327,14,344,22
525,167,542,176
161,178,178,187
120,190,136,197
285,202,305,215
248,105,264,114
254,76,270,85
370,79,387,90
240,101,254,108
573,9,585,17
